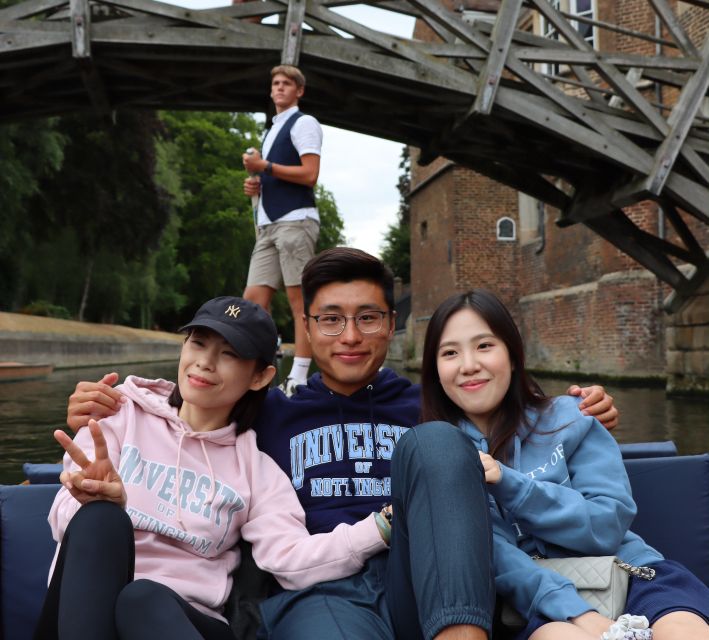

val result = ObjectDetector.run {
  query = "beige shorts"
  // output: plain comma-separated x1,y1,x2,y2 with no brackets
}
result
247,218,320,289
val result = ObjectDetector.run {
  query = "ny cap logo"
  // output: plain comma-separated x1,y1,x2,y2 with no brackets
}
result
225,305,241,319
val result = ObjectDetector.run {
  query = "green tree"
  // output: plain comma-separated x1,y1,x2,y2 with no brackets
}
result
27,111,170,320
0,119,65,309
380,146,410,282
160,110,258,324
315,185,346,251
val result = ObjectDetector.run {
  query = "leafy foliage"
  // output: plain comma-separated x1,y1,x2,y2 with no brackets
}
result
380,146,411,283
1,108,346,335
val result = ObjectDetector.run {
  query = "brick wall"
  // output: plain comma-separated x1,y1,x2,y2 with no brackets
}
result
407,1,708,380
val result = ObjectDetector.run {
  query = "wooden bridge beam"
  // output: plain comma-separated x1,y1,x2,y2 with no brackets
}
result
70,0,111,117
281,0,306,65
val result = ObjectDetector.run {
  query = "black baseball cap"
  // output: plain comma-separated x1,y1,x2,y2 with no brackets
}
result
179,296,278,364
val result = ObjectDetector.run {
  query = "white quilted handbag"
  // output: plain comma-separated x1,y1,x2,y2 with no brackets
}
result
501,556,655,628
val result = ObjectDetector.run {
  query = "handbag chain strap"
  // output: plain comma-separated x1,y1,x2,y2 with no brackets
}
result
614,558,656,581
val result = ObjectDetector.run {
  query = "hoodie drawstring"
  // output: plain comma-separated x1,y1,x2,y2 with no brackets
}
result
175,430,217,530
366,384,375,429
513,434,522,472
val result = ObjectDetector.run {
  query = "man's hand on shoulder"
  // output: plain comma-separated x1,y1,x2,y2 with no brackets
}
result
567,384,619,430
67,372,124,433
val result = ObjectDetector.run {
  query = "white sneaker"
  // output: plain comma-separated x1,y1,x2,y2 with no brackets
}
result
277,377,300,397
602,615,652,640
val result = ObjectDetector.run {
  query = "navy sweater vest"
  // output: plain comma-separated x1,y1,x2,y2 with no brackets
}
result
261,111,317,222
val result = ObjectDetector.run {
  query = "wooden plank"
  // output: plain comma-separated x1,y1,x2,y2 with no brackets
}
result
530,0,709,190
418,42,485,59
297,0,475,90
0,0,67,21
530,0,661,127
471,0,522,114
512,47,699,72
281,0,306,64
407,0,489,52
407,0,653,169
446,152,572,210
663,203,709,262
664,266,709,314
609,67,643,108
70,0,89,58
421,13,457,44
90,19,276,50
101,0,246,34
664,172,709,226
583,211,690,292
647,0,699,57
3,58,76,101
559,9,677,50
68,0,111,115
612,171,709,226
0,19,69,34
646,35,709,194
632,228,696,265
493,84,651,173
673,0,709,8
0,30,69,53
212,1,284,20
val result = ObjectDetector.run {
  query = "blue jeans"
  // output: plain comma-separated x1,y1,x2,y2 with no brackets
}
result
260,421,494,639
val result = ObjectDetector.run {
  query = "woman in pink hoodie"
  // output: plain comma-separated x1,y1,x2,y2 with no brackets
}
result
34,296,390,640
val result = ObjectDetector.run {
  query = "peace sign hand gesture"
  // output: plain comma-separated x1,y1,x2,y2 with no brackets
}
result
54,419,127,508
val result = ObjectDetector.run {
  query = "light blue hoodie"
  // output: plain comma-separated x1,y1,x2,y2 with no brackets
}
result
460,395,663,623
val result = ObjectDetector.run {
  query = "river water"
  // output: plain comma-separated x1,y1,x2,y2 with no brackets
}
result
1,359,707,485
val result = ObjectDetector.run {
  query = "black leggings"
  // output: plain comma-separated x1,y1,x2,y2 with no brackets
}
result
34,501,234,640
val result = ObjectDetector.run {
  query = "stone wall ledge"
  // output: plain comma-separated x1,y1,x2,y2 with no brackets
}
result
0,312,182,369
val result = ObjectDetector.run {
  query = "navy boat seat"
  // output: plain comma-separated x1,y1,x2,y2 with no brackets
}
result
2,447,708,640
0,483,59,640
625,453,709,586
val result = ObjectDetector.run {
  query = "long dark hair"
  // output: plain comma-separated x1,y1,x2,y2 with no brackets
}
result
420,289,549,461
168,332,270,435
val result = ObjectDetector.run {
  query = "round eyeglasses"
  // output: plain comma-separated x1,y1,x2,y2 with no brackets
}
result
307,311,389,336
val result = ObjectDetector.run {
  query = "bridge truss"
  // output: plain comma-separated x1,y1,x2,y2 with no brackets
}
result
1,0,708,308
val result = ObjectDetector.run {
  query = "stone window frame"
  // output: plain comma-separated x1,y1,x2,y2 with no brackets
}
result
496,216,516,242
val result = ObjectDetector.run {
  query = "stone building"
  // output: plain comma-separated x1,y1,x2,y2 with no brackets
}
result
407,1,709,393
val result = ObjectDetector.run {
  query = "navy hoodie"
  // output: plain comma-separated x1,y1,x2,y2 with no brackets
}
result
254,368,421,534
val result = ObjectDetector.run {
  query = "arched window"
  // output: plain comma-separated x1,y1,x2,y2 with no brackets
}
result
497,217,516,241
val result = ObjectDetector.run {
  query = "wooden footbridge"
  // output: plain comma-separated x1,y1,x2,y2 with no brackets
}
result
1,0,708,309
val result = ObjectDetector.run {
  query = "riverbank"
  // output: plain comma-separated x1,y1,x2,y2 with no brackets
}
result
0,312,183,369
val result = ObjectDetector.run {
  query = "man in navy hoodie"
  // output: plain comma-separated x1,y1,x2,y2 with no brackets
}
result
66,248,617,639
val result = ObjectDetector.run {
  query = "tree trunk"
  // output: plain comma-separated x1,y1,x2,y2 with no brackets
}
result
78,256,94,322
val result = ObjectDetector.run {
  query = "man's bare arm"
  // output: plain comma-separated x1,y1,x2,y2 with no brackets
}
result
567,384,619,430
66,372,124,433
243,150,320,187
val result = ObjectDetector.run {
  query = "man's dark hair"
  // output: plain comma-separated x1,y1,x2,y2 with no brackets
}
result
301,247,395,314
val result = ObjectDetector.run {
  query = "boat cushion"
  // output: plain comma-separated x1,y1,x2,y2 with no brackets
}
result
0,484,60,640
625,453,709,586
618,440,677,459
22,462,63,485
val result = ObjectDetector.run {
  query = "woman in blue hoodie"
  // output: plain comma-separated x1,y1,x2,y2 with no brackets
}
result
419,289,709,640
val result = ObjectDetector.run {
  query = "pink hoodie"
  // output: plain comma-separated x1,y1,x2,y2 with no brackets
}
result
48,376,386,621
